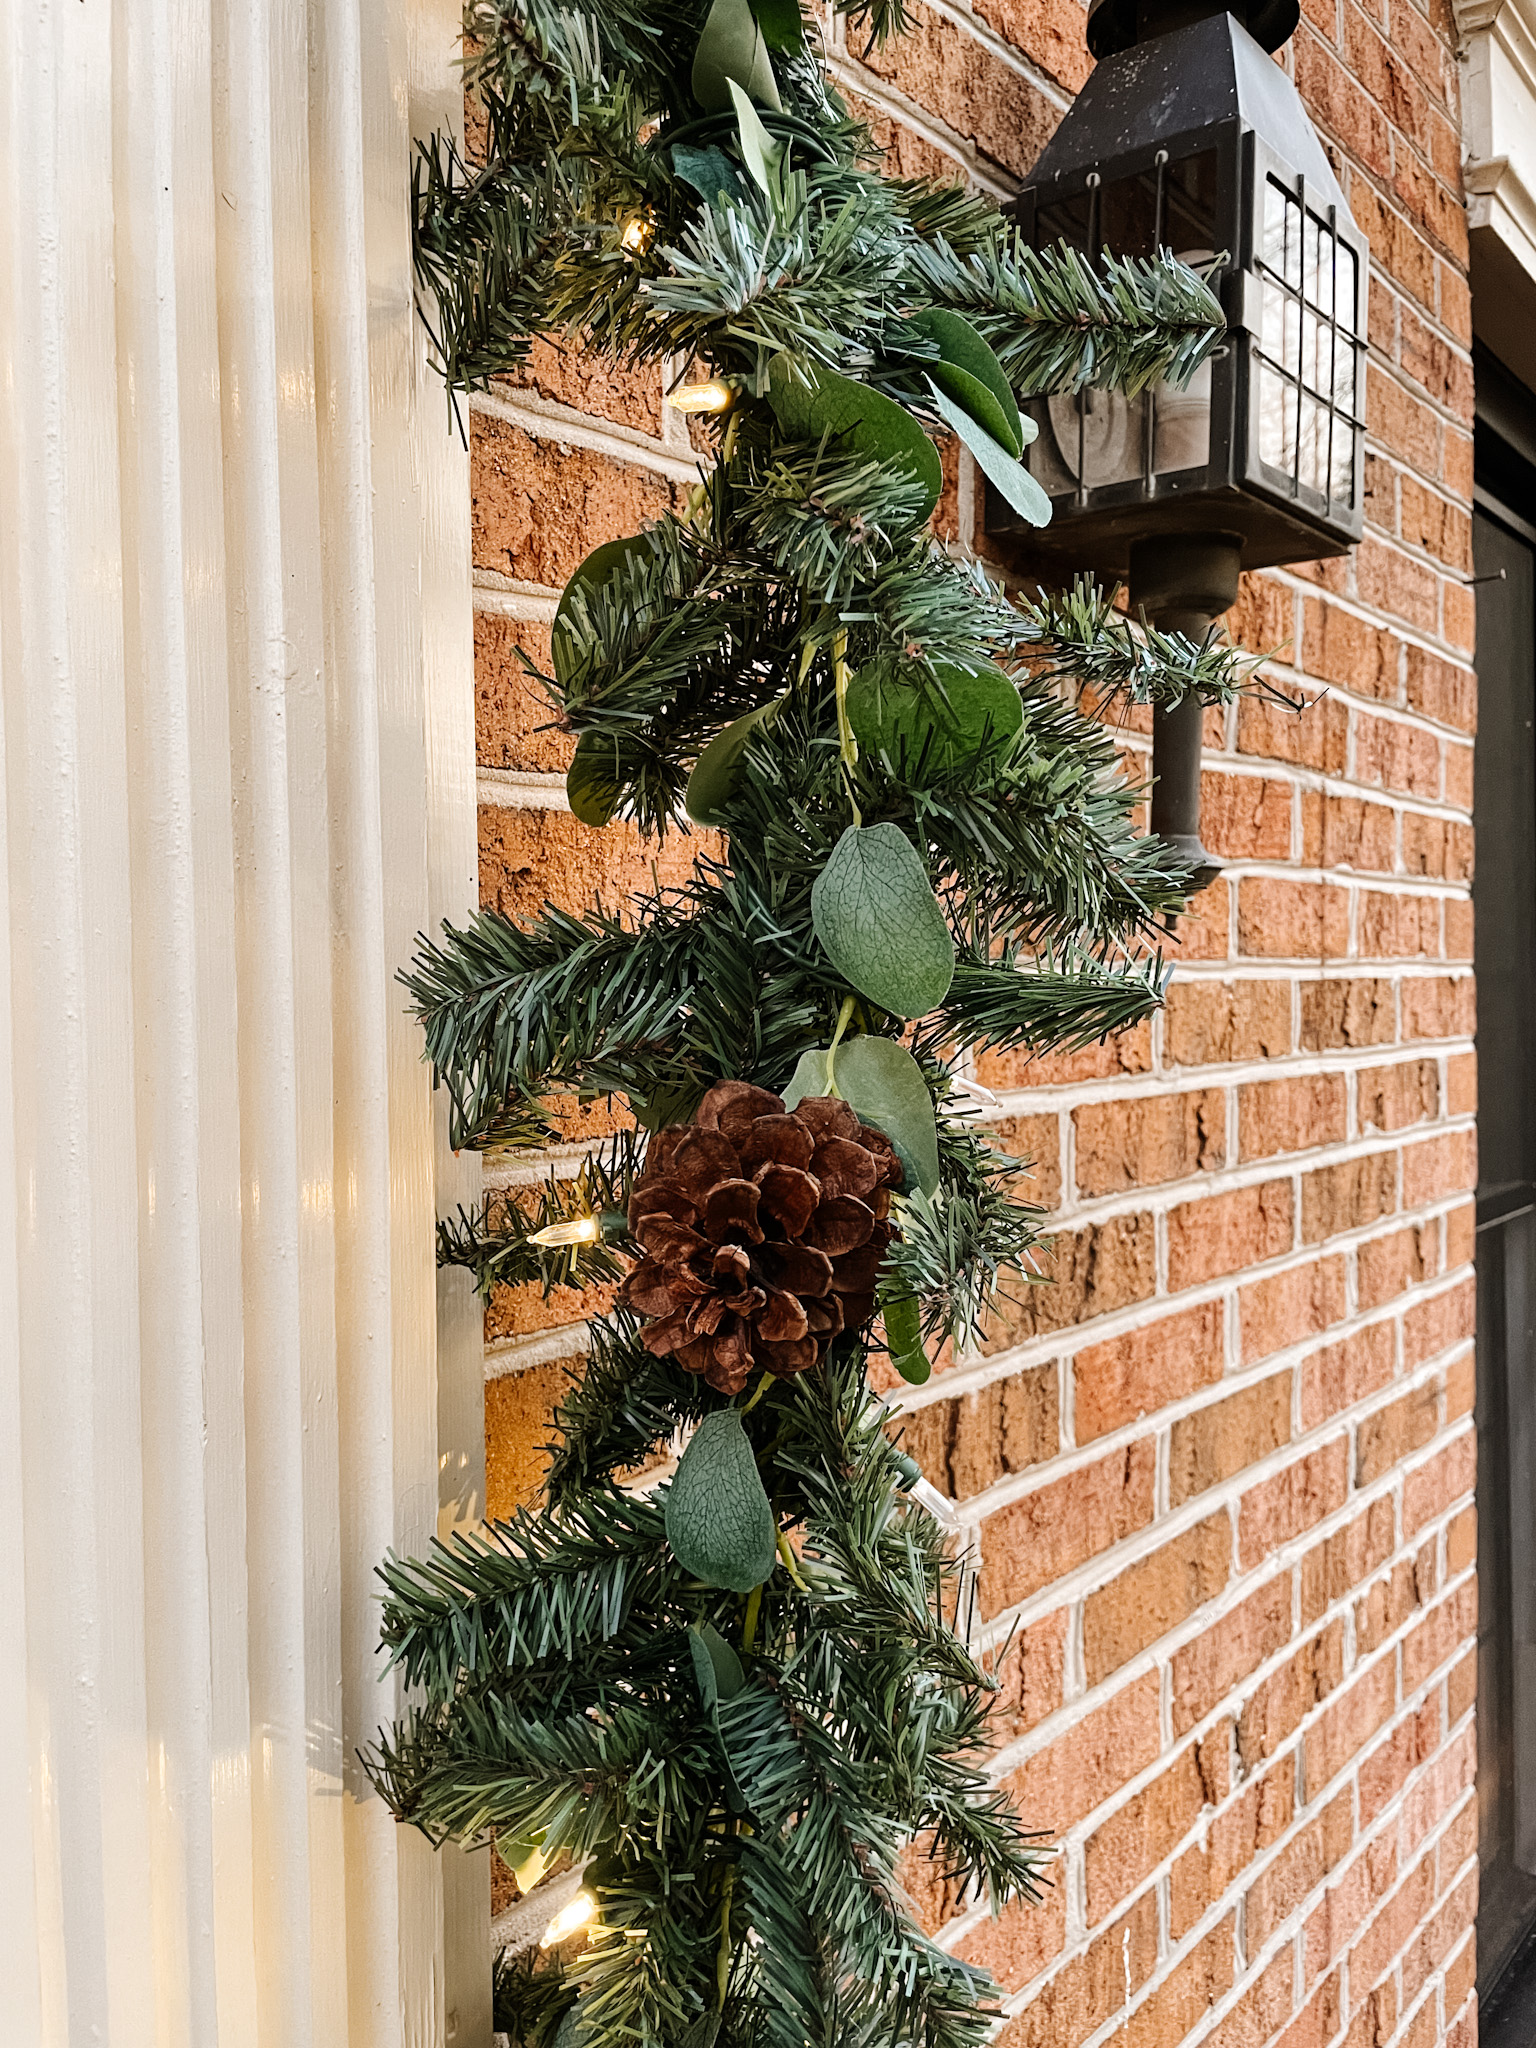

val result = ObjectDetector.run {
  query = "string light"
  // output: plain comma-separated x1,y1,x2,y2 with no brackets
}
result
528,1214,601,1248
540,1889,598,1948
666,379,735,414
621,213,655,254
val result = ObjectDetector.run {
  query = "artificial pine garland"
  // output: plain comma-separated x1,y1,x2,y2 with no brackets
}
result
367,4,1266,2044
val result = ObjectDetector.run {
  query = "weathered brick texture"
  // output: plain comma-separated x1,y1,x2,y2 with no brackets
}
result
469,1,1477,2042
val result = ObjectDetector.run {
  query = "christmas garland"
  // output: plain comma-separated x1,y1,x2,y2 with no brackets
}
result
365,5,1256,2045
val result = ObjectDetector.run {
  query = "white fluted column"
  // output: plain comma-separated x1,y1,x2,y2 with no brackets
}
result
0,0,485,2038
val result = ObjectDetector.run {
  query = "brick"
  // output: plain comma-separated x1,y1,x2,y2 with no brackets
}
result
1359,888,1442,960
1403,1276,1474,1368
1353,1847,1439,1999
1300,977,1395,1049
1084,1514,1232,1684
1402,1127,1476,1207
478,803,713,922
1300,1497,1397,1624
1239,1621,1346,1768
471,415,681,586
1400,973,1473,1040
1237,877,1351,958
1300,1321,1395,1428
1444,738,1474,810
1301,596,1398,698
1301,1149,1398,1243
1239,692,1348,771
992,1893,1158,2048
1305,1833,1400,1983
1276,1972,1344,2048
1445,1198,1475,1271
495,338,666,433
1400,1719,1475,1858
977,1025,1152,1090
1446,1050,1476,1116
1401,809,1474,880
1203,1947,1296,2048
1443,890,1474,960
1356,1222,1435,1311
1003,1671,1163,1836
952,1873,1068,1991
1200,771,1293,861
1164,979,1292,1066
1405,645,1475,731
989,1111,1062,1207
1356,1379,1439,1485
1247,1789,1354,1950
980,1442,1157,1615
1239,1073,1347,1159
982,1213,1156,1350
855,2,1059,178
1116,1920,1235,2048
988,1607,1070,1746
1073,1300,1224,1443
1355,1557,1433,1658
1170,1376,1291,1508
1305,1656,1397,1793
475,611,570,772
1447,1503,1476,1575
484,1359,578,1518
1355,709,1442,797
1240,1256,1347,1362
1170,1759,1294,1938
1238,1438,1350,1569
1301,791,1396,873
1402,1427,1475,1535
1172,1575,1293,1735
1083,1743,1213,1924
1359,1058,1438,1132
1401,1579,1477,1693
1357,1694,1440,1827
896,1368,1058,1499
1404,1864,1477,2006
1073,1089,1224,1196
1169,1181,1294,1290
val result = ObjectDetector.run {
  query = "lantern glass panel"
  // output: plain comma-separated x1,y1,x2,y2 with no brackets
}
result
1027,148,1220,497
1251,168,1362,512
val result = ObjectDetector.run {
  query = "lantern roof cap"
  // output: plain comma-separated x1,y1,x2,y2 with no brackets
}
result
1086,0,1297,57
1030,11,1347,215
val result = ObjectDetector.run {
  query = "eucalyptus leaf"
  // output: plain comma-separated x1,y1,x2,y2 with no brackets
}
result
551,534,648,687
810,823,955,1020
665,1410,777,1593
882,1293,931,1385
728,80,784,198
909,308,1023,457
781,1034,941,1194
769,360,941,530
927,380,1052,528
671,142,743,205
692,0,781,113
688,1622,746,1710
845,661,1023,777
747,0,804,49
685,695,782,825
566,732,621,828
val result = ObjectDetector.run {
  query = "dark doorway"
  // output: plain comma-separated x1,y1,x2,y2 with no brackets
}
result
1475,351,1536,2008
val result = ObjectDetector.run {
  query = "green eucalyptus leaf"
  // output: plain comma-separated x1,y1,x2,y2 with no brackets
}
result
845,661,1023,777
551,534,649,688
882,1293,930,1385
665,1410,777,1593
768,359,941,530
693,0,781,113
910,309,1023,457
928,380,1052,528
671,142,743,205
566,732,621,828
688,1622,746,1710
810,823,955,1020
684,695,782,825
728,80,784,197
781,1035,941,1194
747,0,804,49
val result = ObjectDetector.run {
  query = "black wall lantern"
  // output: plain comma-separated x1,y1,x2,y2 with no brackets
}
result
994,0,1366,883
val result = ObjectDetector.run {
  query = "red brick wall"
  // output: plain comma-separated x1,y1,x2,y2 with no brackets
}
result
470,1,1479,2039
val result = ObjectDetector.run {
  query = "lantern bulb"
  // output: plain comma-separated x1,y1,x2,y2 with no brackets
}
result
541,1889,598,1948
529,1214,602,1248
621,213,655,254
666,379,734,415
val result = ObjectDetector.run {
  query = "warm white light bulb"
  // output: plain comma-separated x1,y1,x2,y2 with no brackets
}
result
666,379,734,414
621,213,655,254
540,1889,598,1948
529,1214,601,1248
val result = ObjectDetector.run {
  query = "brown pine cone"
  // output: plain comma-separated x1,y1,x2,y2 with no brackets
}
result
619,1078,904,1395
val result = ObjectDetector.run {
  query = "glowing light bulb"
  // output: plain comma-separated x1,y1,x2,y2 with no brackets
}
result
529,1214,601,1248
541,1889,598,1948
666,379,734,415
621,213,655,254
